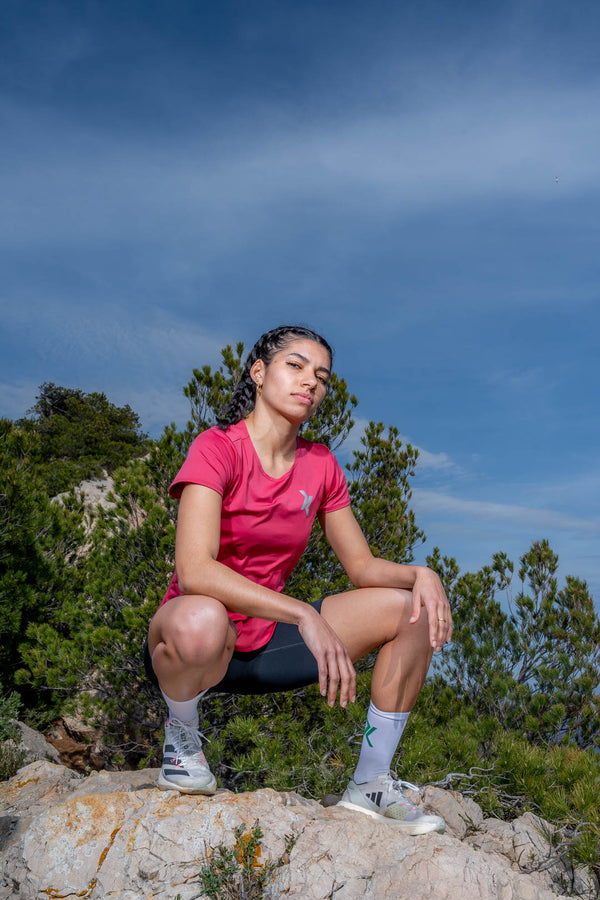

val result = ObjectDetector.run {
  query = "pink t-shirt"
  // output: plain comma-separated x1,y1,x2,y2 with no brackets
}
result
162,420,350,651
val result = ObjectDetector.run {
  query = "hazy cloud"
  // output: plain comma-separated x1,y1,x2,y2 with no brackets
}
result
413,489,600,534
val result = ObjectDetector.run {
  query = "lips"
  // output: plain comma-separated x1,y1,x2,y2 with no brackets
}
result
292,393,313,405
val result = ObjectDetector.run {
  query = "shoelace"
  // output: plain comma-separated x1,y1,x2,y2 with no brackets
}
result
169,717,209,755
392,778,420,793
388,777,421,810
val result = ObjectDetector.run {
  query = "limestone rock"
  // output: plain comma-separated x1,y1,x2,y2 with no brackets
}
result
11,721,61,767
1,760,581,900
465,812,599,899
420,784,485,839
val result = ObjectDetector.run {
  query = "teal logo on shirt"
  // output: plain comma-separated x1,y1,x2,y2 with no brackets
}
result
299,490,313,516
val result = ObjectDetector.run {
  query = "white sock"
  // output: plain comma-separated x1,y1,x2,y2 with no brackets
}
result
353,701,410,784
161,689,207,726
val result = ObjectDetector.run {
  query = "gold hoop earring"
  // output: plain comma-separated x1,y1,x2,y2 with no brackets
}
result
256,382,262,397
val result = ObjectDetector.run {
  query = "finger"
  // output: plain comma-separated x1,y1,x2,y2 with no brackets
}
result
348,656,357,704
428,606,440,650
442,610,453,645
435,610,451,649
326,651,340,708
337,649,355,708
409,590,422,624
317,655,328,699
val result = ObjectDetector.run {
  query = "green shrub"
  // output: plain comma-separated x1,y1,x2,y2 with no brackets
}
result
0,681,24,781
196,821,296,899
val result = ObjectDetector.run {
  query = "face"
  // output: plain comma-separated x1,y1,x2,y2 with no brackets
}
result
252,338,331,424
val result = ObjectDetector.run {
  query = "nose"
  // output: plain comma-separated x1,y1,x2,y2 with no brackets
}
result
301,370,318,390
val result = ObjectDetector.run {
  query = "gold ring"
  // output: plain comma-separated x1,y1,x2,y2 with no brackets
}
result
438,617,447,622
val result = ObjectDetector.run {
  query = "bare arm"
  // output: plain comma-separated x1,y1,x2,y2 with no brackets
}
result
175,483,356,704
320,505,453,651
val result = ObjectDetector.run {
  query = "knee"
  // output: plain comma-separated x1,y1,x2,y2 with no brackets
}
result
156,597,233,668
393,589,431,648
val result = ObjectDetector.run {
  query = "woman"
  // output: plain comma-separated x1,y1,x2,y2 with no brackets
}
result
145,325,452,834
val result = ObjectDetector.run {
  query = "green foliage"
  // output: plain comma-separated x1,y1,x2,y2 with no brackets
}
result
429,540,600,749
347,422,423,559
0,681,21,741
18,425,190,755
18,382,148,495
197,821,296,899
202,675,371,798
0,741,25,782
0,680,24,781
0,420,85,706
184,343,245,433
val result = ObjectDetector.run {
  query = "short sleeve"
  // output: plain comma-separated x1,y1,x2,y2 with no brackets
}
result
169,428,237,499
319,451,351,513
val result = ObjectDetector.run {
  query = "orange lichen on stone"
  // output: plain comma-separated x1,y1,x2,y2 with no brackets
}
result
40,820,122,899
14,777,40,789
96,826,122,869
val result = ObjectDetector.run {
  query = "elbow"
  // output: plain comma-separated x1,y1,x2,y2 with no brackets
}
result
347,566,371,589
175,559,213,597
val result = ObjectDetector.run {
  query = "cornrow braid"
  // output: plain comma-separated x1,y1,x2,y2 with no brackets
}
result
217,325,332,429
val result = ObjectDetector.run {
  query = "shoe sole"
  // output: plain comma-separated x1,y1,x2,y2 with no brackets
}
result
157,772,217,795
337,800,445,834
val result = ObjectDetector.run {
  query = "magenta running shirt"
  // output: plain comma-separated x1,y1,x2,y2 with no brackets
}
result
162,420,350,651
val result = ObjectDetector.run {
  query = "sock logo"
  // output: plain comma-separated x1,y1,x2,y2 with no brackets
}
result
364,717,377,748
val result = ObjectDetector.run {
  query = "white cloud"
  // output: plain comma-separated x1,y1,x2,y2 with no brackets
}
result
1,76,599,254
412,447,458,473
413,488,600,534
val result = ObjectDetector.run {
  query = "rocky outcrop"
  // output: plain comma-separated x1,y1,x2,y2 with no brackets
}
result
9,722,61,768
2,759,594,900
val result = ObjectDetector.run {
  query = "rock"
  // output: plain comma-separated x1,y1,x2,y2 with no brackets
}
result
420,784,485,839
0,760,581,900
464,811,598,899
54,473,115,513
46,716,106,772
11,721,61,767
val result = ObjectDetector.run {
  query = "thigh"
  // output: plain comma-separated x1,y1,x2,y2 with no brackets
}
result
321,587,415,662
211,600,324,695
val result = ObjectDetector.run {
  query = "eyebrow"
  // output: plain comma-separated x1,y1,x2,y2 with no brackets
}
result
286,352,331,376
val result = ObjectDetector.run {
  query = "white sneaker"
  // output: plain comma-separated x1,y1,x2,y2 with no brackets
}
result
157,716,217,795
338,774,445,834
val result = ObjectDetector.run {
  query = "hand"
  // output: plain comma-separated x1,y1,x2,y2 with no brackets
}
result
298,606,356,708
409,568,453,652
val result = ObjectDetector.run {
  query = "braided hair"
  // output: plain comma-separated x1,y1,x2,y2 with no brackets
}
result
217,325,333,429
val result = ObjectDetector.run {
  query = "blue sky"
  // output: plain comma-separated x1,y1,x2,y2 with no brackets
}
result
2,0,599,599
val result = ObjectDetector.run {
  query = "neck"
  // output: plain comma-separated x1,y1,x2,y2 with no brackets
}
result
245,409,299,459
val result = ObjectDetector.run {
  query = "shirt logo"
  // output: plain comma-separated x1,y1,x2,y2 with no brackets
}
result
299,490,314,516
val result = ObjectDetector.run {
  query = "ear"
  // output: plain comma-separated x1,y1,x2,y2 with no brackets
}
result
250,359,265,386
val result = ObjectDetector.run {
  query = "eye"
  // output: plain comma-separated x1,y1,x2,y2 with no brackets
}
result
317,375,328,386
287,361,301,368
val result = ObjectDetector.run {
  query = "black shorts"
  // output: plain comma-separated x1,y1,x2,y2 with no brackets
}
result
143,599,323,696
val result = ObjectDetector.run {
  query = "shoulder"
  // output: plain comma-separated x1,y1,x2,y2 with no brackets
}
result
191,423,239,451
169,424,242,498
296,435,334,460
296,437,346,482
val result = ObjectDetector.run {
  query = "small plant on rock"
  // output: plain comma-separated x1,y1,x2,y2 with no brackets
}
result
198,820,296,899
